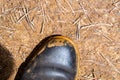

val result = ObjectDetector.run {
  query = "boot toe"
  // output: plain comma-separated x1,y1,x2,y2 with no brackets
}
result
21,36,78,80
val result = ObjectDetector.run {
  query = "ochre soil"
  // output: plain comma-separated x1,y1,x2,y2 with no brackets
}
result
0,0,120,80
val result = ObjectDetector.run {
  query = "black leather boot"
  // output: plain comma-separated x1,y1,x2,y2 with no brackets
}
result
16,35,79,80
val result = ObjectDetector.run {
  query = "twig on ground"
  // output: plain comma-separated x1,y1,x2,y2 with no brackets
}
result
23,5,35,31
16,7,36,23
76,21,81,40
12,12,18,23
99,53,120,74
78,2,92,23
91,69,96,80
47,14,54,22
40,2,46,34
10,14,16,23
18,45,22,54
65,0,75,14
40,20,45,33
109,0,120,13
112,0,120,6
1,6,18,16
73,15,80,25
102,33,113,42
0,26,15,31
80,23,113,29
43,1,53,23
84,60,105,66
58,0,69,12
56,0,68,14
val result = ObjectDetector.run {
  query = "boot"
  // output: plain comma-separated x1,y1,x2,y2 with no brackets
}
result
16,35,79,80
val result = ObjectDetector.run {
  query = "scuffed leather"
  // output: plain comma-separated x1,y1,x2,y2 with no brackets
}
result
21,45,76,80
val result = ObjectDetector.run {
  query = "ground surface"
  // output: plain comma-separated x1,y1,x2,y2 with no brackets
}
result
0,0,120,80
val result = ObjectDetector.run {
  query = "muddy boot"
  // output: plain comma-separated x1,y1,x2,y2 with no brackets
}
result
17,35,79,80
